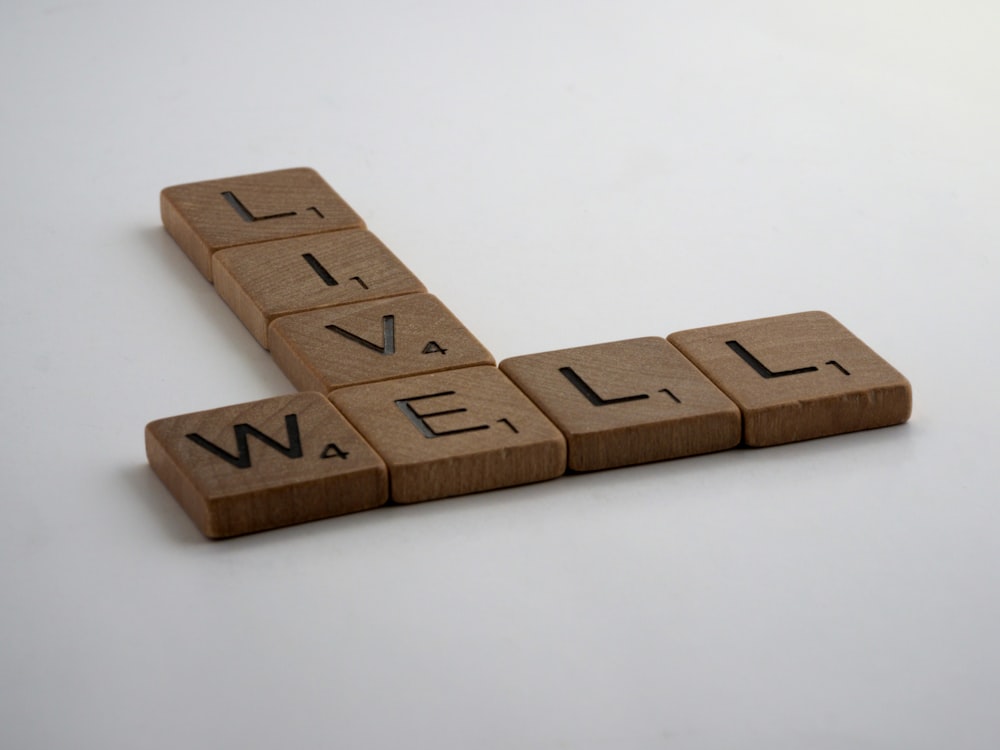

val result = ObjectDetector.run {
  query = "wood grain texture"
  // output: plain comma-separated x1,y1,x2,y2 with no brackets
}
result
269,293,495,393
668,311,912,447
330,366,567,504
500,337,741,471
160,168,365,280
212,229,426,348
145,393,387,538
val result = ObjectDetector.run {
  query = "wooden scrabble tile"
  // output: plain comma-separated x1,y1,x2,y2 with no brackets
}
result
212,229,426,348
161,168,365,280
145,392,387,538
330,366,567,503
668,311,912,447
269,293,495,393
500,337,741,471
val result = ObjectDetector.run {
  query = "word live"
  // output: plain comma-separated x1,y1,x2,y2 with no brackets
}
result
146,168,912,539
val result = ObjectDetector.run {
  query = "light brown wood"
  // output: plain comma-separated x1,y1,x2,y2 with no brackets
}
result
668,311,912,447
500,337,741,471
145,392,387,538
330,366,566,504
160,168,365,280
268,293,495,392
152,169,916,532
212,229,426,348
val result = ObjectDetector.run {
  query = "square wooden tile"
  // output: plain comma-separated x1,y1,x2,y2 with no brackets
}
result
330,366,566,503
161,168,365,280
668,311,912,447
500,337,741,471
212,229,426,348
269,293,495,393
145,392,387,538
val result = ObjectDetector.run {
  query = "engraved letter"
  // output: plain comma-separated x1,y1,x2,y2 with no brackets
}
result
725,340,819,379
302,253,338,286
185,414,303,469
221,191,298,223
395,392,490,439
559,366,649,406
326,315,395,355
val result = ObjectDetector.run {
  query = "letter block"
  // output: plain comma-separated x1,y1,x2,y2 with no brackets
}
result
150,169,916,538
145,392,388,538
500,337,742,471
668,311,912,447
269,293,495,393
330,366,567,503
161,168,365,280
212,229,426,348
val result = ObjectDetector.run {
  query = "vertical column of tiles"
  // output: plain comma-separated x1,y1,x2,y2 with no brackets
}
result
145,393,388,538
161,167,365,280
330,366,566,504
500,337,741,471
268,293,495,393
668,311,912,447
212,229,426,348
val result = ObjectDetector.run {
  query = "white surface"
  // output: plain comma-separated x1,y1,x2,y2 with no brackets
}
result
2,2,999,748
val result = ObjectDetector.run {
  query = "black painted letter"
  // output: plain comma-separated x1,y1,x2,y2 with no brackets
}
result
302,253,338,286
725,340,819,379
559,366,649,406
185,414,303,469
326,315,396,355
221,191,298,223
395,392,490,438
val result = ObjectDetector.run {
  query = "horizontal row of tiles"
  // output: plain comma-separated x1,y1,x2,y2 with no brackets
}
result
147,322,911,539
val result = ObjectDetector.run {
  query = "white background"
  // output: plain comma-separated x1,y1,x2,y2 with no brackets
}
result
2,2,998,748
